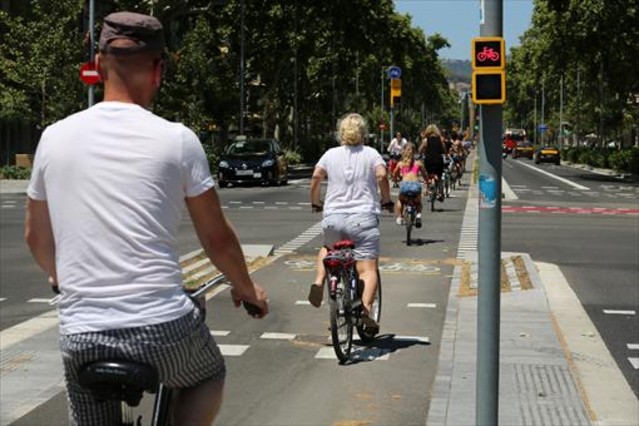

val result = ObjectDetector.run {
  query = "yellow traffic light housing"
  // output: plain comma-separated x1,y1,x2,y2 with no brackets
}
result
472,70,506,105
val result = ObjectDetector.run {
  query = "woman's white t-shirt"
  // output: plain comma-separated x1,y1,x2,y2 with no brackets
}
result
27,102,214,334
316,145,386,215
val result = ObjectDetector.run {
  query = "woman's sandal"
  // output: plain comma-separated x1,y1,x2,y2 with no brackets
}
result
307,284,323,308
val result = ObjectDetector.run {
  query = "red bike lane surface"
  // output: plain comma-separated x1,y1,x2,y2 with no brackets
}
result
502,205,639,215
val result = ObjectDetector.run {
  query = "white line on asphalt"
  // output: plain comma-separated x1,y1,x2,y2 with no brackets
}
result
229,201,242,204
295,300,312,305
260,332,296,340
629,358,639,369
502,178,518,200
210,330,231,336
393,335,430,344
26,298,55,304
239,206,254,209
627,344,639,350
0,298,6,302
407,303,437,308
252,201,265,204
516,160,590,190
510,184,528,188
603,309,636,315
542,186,559,189
218,345,249,356
275,202,288,205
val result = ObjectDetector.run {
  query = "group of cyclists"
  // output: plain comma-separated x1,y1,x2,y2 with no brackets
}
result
386,127,470,227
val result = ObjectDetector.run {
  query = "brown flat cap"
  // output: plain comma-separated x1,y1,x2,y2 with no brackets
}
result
99,11,164,55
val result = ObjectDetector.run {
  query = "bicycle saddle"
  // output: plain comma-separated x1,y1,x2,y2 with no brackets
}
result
403,191,420,199
333,240,355,250
78,360,160,407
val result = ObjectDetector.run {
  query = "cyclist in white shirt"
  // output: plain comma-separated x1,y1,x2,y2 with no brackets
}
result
387,131,408,156
25,11,267,426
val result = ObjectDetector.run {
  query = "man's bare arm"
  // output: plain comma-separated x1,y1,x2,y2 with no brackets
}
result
186,188,268,317
375,164,392,204
25,198,57,284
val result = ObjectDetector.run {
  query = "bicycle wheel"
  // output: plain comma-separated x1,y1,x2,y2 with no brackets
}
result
329,274,353,364
357,270,382,343
404,208,413,246
430,185,436,212
444,174,451,198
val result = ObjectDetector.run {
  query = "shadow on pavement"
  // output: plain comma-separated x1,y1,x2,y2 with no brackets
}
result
407,238,445,246
347,334,430,364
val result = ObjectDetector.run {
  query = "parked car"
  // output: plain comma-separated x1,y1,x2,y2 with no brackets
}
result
218,138,288,188
534,145,561,165
513,140,534,159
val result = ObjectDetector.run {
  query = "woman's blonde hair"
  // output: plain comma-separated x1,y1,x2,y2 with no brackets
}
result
401,142,416,165
423,124,441,139
338,113,368,146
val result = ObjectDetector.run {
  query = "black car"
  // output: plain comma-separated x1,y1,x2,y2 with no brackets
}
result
218,138,288,188
534,145,561,165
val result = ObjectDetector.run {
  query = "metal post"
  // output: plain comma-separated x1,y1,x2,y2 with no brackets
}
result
88,0,95,107
534,91,537,145
560,75,564,147
380,67,385,151
476,1,502,425
239,0,245,136
541,79,545,144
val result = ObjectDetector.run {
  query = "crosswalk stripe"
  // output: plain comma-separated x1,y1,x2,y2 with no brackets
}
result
219,344,249,356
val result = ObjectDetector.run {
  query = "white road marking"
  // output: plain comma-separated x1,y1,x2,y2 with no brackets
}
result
393,335,430,344
27,298,55,304
603,309,636,316
210,330,231,336
260,332,296,340
501,178,518,200
627,344,639,350
629,358,639,369
218,344,249,356
516,160,590,190
239,206,254,209
314,347,337,359
295,300,312,305
229,201,242,204
252,201,265,204
407,303,437,308
275,202,288,205
0,298,6,302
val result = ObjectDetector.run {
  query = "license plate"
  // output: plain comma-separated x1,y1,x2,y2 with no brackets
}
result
253,172,262,178
236,169,253,176
541,150,557,155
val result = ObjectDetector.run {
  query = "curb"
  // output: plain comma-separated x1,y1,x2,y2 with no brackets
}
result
537,262,639,426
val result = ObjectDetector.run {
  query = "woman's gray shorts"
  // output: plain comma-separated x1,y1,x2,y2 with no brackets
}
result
322,213,380,259
60,307,225,425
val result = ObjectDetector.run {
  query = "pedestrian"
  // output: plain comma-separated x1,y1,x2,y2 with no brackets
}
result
24,11,268,425
308,113,394,332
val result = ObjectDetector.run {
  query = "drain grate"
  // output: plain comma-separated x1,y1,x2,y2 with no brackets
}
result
515,363,590,425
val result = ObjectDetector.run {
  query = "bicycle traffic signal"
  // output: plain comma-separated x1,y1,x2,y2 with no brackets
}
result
471,37,506,105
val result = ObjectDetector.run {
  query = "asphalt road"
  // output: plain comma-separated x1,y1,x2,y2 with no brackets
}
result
501,157,639,398
2,175,467,425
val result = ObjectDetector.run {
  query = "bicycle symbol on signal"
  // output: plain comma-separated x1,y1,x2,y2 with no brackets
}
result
477,46,500,62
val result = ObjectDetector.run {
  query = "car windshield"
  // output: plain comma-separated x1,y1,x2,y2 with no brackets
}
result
226,140,272,156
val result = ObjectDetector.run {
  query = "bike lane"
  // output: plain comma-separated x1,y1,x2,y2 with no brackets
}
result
6,178,468,425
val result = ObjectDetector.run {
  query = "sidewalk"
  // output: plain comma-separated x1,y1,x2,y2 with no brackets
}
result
0,179,28,195
426,182,638,426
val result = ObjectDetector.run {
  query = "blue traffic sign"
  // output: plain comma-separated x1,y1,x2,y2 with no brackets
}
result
538,123,548,132
388,66,402,79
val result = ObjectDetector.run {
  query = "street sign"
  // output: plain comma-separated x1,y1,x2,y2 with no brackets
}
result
388,66,401,79
538,124,548,132
379,123,386,130
472,70,506,105
80,62,101,85
472,37,505,70
390,78,402,107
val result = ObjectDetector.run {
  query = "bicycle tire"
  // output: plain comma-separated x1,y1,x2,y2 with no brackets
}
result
404,208,413,246
444,174,450,198
430,185,436,212
356,270,382,343
329,274,353,364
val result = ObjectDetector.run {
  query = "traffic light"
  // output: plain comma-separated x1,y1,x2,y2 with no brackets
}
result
390,78,401,108
472,70,506,104
471,37,506,105
392,96,401,108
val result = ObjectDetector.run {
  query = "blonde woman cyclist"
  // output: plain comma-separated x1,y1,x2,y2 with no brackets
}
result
418,124,447,201
309,113,394,331
393,143,429,228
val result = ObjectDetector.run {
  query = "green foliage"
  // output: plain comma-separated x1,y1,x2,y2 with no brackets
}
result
2,0,455,164
562,146,639,173
284,148,302,165
0,165,31,180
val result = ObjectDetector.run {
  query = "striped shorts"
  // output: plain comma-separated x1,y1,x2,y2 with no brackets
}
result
60,308,225,426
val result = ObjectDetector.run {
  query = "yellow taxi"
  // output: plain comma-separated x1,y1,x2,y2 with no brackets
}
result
534,145,561,165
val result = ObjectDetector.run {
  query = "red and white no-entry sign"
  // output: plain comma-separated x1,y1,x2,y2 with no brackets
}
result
79,62,101,85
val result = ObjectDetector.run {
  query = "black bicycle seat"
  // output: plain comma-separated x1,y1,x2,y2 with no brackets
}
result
78,360,160,407
403,191,420,199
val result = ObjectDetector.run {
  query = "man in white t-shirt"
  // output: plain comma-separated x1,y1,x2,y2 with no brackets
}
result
387,131,407,157
24,12,267,425
308,113,393,332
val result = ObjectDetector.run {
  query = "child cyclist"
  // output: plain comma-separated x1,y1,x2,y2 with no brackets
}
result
393,142,429,228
